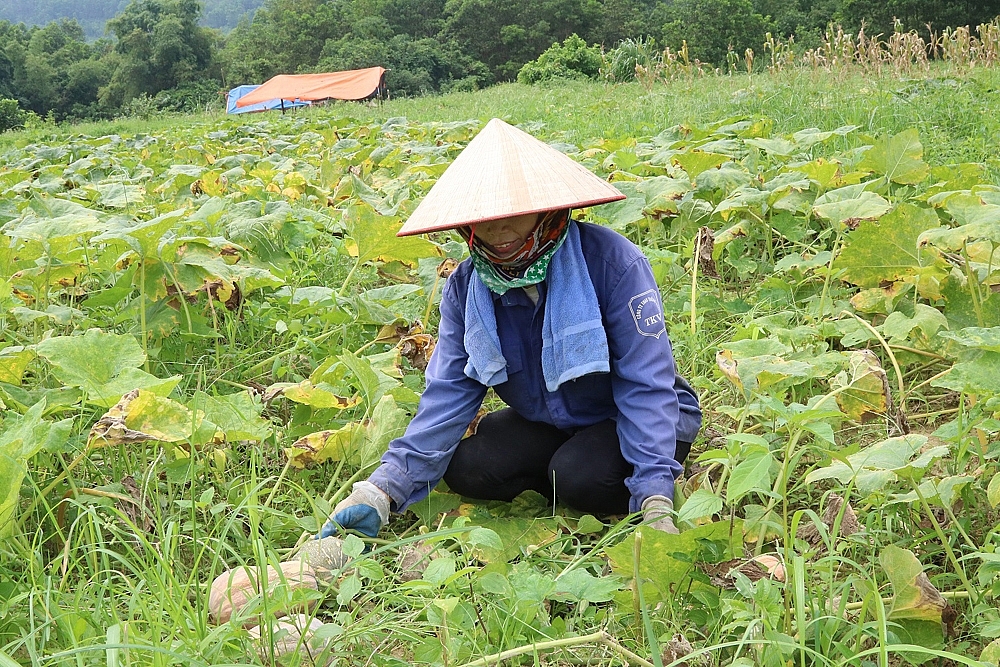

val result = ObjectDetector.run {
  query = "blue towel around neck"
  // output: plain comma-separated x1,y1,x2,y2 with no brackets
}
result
464,221,610,391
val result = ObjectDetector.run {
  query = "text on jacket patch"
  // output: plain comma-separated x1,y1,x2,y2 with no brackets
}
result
628,289,666,338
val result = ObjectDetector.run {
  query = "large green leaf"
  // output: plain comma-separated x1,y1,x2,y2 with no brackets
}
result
339,351,398,406
551,569,624,603
744,137,799,157
591,181,646,229
122,390,201,443
0,402,73,536
695,161,753,194
714,340,826,395
189,391,271,442
93,182,145,210
938,327,1000,352
363,394,409,466
932,350,1000,394
677,487,723,523
605,521,744,603
673,151,730,179
918,193,1000,249
726,448,775,502
35,330,181,407
812,184,890,224
36,329,144,384
0,348,33,385
463,516,560,563
344,205,439,267
879,545,946,664
832,203,941,287
3,199,107,243
881,304,948,342
636,176,691,213
805,435,947,494
938,275,1000,330
790,125,858,148
284,394,407,469
858,129,930,185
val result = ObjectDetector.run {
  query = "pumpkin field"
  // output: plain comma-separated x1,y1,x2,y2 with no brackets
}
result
3,69,1000,666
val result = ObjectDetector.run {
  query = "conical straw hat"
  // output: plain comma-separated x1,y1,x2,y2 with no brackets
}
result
397,118,625,236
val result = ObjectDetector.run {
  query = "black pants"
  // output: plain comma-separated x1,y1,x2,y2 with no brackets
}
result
443,408,691,515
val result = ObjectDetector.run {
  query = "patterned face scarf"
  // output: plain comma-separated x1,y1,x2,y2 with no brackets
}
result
459,209,571,295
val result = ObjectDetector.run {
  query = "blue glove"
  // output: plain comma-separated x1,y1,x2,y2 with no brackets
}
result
320,481,391,538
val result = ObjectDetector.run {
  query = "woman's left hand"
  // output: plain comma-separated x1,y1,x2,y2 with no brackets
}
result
320,481,391,538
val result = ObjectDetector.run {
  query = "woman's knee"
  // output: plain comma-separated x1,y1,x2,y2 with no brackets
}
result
444,410,564,501
443,439,494,498
547,445,631,514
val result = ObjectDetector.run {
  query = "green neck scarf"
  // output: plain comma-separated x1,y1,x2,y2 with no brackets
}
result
464,209,571,295
470,231,568,295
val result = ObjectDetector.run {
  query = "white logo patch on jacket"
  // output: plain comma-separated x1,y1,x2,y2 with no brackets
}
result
628,289,665,338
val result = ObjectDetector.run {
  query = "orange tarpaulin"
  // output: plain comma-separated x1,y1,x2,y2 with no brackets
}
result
235,67,386,108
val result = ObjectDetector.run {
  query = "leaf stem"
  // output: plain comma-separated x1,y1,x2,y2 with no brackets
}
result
634,529,664,667
456,630,655,667
244,328,340,375
840,310,904,399
262,459,292,509
817,230,843,321
961,245,985,328
690,232,700,339
338,259,361,297
909,480,979,604
423,270,442,327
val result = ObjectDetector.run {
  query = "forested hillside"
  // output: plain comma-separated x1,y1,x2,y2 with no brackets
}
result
0,0,998,124
0,0,264,38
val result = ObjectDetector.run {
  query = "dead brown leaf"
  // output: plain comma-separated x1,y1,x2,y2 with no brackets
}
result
376,321,423,344
694,226,719,278
399,333,435,371
464,408,489,438
437,258,459,279
288,430,338,457
661,634,703,666
798,493,861,549
119,475,154,532
88,389,158,448
699,553,785,588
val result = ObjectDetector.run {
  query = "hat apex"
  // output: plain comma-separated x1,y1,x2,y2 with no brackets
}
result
397,118,625,236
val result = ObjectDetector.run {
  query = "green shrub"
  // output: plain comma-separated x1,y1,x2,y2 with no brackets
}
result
0,99,29,133
516,34,603,84
601,37,661,82
118,93,157,120
154,80,224,114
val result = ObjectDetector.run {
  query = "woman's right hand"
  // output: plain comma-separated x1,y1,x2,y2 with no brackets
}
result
320,481,391,538
641,495,679,534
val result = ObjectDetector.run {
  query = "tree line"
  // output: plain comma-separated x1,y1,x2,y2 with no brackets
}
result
0,0,265,39
1,0,998,125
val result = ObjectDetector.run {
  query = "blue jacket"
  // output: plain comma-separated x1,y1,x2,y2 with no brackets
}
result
369,222,702,513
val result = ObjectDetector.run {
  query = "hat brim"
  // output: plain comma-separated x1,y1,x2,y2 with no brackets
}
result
396,195,624,236
396,118,626,237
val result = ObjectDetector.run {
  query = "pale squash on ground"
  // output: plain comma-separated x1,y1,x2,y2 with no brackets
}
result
208,560,320,626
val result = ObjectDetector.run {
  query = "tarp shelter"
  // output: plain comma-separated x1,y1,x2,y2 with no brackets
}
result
226,85,311,114
235,67,387,110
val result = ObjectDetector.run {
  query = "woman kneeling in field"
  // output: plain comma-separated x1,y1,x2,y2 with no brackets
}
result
322,118,701,538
